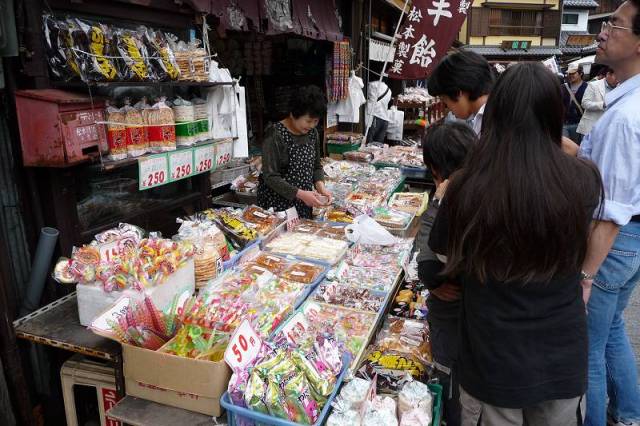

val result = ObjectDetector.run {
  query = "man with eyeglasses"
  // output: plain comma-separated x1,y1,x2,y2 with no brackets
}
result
562,63,588,143
578,0,640,425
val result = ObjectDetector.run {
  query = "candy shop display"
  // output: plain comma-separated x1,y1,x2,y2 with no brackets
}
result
105,296,181,350
160,324,228,360
226,333,345,425
289,219,349,241
374,145,425,169
388,192,429,216
358,348,429,393
203,208,259,250
274,301,376,370
242,205,280,235
238,252,326,287
54,232,194,292
327,377,435,426
265,232,349,265
373,207,414,230
145,97,177,152
312,282,385,312
390,278,428,321
373,317,432,365
174,216,229,289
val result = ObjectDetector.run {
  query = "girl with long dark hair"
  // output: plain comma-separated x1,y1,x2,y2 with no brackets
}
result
428,62,603,424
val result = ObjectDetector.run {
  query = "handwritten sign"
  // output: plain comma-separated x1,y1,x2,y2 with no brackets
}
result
194,144,215,173
138,154,168,190
169,149,194,182
224,320,262,370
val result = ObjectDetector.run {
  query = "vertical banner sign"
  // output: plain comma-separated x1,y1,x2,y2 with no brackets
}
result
388,0,471,79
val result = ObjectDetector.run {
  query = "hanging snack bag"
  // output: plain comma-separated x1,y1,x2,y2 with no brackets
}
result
75,19,118,81
172,97,197,147
192,97,209,142
43,15,76,80
123,98,148,157
105,101,127,160
58,18,84,80
114,28,150,81
147,97,176,152
170,37,193,81
140,27,180,81
190,40,209,82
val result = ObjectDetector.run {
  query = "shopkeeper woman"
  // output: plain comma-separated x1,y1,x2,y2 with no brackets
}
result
258,85,332,219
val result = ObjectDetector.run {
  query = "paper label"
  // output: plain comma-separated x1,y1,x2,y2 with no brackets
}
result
138,154,168,190
194,144,215,173
90,297,131,335
280,311,310,345
224,320,262,370
169,149,194,181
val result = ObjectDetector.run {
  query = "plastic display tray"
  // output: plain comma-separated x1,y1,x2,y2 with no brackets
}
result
220,353,351,426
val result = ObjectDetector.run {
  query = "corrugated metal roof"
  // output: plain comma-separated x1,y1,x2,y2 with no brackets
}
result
560,31,598,54
564,0,599,8
464,45,563,57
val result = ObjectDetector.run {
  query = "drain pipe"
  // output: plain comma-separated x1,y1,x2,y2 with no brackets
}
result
19,227,59,316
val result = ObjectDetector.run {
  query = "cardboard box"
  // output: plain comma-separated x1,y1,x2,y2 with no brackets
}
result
77,259,195,326
122,343,231,416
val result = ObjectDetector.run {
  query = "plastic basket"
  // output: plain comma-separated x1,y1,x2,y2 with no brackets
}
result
220,353,351,426
210,163,251,187
400,166,428,179
428,383,443,426
327,142,361,155
222,239,261,271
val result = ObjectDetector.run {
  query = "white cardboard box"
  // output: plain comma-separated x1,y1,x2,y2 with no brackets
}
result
77,259,195,326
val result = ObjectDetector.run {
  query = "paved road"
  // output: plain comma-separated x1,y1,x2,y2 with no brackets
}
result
624,285,640,377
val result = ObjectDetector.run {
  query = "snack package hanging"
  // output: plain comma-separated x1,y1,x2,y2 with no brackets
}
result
59,18,84,80
170,37,194,81
123,98,148,157
43,15,78,80
147,97,176,152
114,28,151,81
140,27,180,81
104,102,127,160
75,19,118,81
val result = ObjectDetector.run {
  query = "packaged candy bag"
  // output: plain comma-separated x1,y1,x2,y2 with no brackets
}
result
398,380,433,423
291,349,334,399
43,15,79,80
140,27,179,81
114,28,150,81
123,98,148,157
75,19,118,81
244,371,269,415
146,97,176,152
283,372,319,425
104,102,127,161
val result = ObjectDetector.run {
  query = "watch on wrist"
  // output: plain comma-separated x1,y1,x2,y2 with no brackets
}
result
580,270,596,281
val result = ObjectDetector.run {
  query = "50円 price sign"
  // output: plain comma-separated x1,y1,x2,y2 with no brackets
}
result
224,320,262,370
138,154,169,190
168,149,194,182
194,144,215,174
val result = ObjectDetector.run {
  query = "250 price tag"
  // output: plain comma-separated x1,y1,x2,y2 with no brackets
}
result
138,154,168,190
224,320,262,370
169,149,194,182
194,144,215,174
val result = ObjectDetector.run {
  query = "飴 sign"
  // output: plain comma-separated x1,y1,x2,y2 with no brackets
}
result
388,0,472,79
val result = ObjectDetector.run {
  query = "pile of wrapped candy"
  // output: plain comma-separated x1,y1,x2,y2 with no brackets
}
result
327,376,435,426
228,333,344,425
54,225,194,292
374,145,425,169
202,206,281,250
106,296,182,350
320,160,404,221
264,232,349,265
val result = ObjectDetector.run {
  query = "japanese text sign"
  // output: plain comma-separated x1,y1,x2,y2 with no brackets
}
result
388,0,471,79
224,320,263,371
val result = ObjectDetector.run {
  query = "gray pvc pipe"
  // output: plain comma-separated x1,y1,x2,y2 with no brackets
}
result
20,227,59,316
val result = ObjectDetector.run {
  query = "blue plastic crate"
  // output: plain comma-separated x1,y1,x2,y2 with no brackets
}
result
220,353,351,426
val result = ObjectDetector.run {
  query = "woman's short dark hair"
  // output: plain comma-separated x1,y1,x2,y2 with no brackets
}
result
441,62,603,284
289,85,327,119
422,122,476,179
427,50,494,101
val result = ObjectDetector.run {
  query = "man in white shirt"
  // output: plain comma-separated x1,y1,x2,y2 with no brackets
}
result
576,67,618,139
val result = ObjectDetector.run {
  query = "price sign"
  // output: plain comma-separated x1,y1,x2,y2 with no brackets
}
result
90,297,131,337
279,312,309,345
194,144,215,174
97,240,119,263
138,154,169,190
224,320,262,370
169,149,194,182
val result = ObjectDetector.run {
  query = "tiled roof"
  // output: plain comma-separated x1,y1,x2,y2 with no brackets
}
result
560,31,598,54
564,0,599,8
464,45,563,57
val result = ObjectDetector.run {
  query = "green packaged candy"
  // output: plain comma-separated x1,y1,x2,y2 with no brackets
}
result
244,371,269,415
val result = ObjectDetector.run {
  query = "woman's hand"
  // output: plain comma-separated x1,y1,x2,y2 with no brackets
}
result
431,282,461,302
314,181,333,205
296,189,325,207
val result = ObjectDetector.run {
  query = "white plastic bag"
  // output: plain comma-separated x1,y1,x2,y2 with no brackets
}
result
386,106,404,141
345,215,397,246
